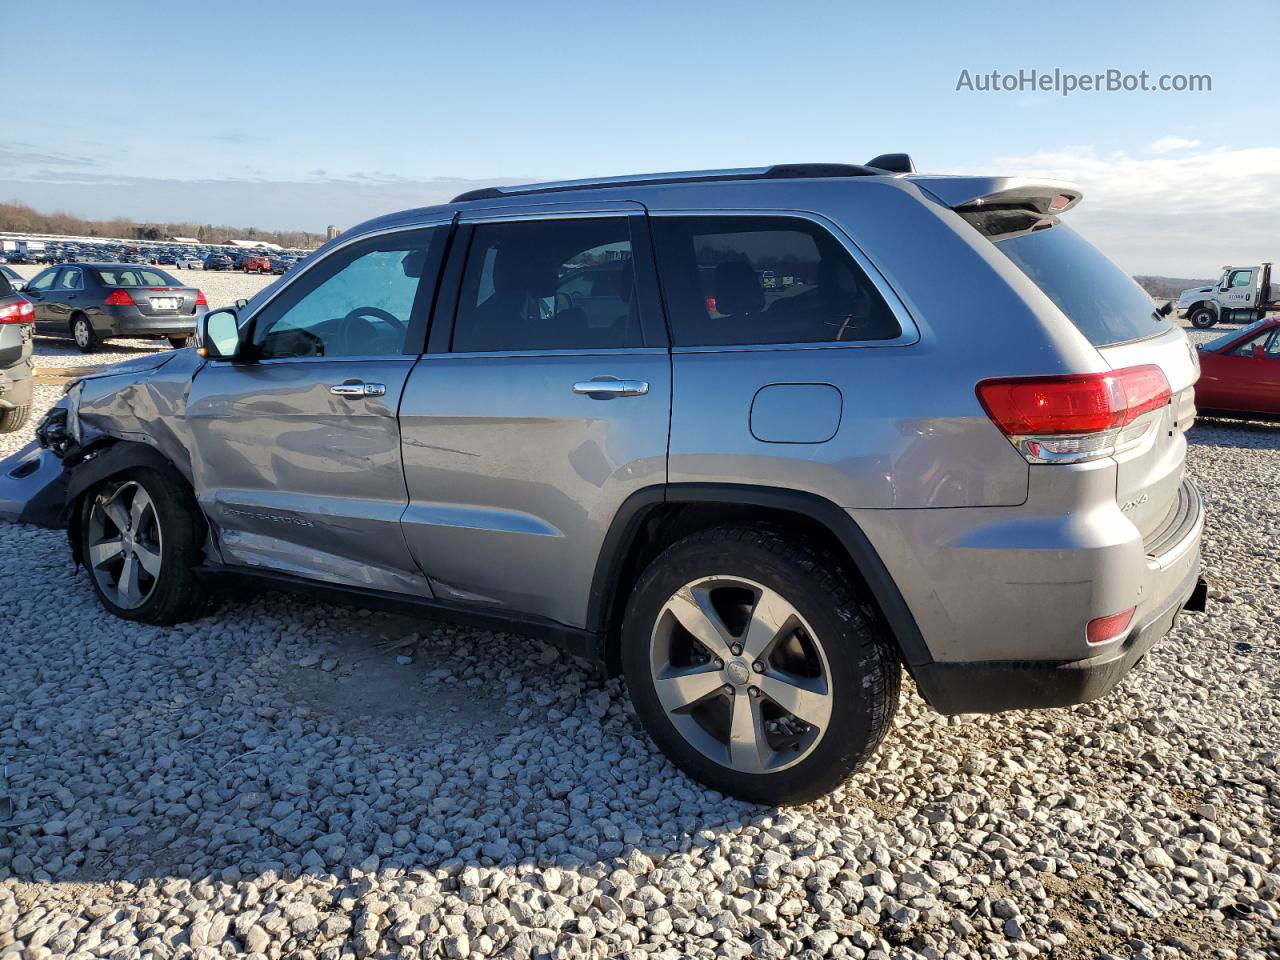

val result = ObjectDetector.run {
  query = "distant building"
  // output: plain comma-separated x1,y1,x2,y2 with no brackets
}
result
326,225,341,240
169,236,200,244
225,239,284,252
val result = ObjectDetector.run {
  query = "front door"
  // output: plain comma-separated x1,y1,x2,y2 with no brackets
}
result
397,204,672,628
185,223,450,595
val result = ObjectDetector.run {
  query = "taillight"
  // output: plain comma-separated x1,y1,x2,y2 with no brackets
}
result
704,296,718,314
195,290,208,306
103,290,134,306
0,300,34,324
1087,607,1135,645
976,364,1171,464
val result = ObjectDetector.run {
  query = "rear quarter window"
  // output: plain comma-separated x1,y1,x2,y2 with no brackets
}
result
963,210,1169,347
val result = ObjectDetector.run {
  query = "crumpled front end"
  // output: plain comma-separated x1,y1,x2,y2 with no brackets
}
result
0,349,205,528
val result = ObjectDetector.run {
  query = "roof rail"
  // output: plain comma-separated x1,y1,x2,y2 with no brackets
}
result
450,162,886,203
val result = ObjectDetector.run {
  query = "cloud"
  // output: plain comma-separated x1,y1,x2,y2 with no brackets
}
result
1149,136,1201,154
0,143,98,169
979,145,1280,275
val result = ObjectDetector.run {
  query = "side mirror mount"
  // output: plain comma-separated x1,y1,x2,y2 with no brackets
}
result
1157,300,1173,316
235,298,249,310
197,308,243,360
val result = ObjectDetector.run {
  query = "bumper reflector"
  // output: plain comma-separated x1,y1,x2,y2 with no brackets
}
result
1086,607,1136,646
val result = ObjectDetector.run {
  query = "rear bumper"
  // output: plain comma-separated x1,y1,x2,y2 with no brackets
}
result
99,307,201,338
911,561,1205,714
0,355,33,409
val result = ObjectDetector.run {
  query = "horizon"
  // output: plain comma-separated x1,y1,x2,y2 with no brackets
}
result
5,0,1277,276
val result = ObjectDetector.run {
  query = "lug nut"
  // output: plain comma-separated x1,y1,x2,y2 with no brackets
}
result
753,662,764,673
749,687,761,698
722,684,734,695
730,644,742,656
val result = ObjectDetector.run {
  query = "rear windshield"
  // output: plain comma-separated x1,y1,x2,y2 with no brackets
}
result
962,210,1169,347
95,268,178,287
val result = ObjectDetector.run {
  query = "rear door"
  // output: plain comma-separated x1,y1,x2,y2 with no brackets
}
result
185,222,450,595
397,201,671,628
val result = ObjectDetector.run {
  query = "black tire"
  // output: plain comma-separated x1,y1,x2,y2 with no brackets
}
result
621,525,900,805
168,335,195,349
71,314,99,353
79,466,208,625
1189,307,1217,329
0,404,30,433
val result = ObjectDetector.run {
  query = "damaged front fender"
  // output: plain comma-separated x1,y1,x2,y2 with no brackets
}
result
0,348,207,530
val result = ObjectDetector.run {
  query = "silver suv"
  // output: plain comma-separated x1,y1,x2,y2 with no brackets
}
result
4,157,1207,804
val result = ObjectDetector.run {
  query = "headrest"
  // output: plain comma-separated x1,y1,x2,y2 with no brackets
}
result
494,252,557,298
714,260,764,316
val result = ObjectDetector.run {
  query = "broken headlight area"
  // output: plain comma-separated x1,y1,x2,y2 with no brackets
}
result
36,407,77,460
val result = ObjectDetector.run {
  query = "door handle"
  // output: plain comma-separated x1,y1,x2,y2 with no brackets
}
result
330,382,386,397
573,378,649,398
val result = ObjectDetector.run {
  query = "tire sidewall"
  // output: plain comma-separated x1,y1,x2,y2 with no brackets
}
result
621,532,891,805
72,315,96,352
1190,308,1216,329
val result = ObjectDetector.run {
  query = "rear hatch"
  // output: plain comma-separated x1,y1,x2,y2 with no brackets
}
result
948,185,1197,546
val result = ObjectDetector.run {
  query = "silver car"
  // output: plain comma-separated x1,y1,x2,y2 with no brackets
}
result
1,156,1207,803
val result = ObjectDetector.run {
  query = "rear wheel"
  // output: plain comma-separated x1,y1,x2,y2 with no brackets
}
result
621,525,900,805
0,405,30,433
71,314,98,353
80,468,207,624
168,336,195,349
1189,307,1217,329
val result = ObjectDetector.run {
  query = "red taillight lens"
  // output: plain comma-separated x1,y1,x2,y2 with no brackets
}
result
1086,607,1135,645
195,290,208,306
103,290,134,306
978,366,1171,434
0,300,35,324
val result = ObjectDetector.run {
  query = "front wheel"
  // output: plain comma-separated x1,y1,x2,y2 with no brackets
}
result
1189,307,1217,329
72,315,99,353
621,525,900,805
168,335,195,349
80,468,208,624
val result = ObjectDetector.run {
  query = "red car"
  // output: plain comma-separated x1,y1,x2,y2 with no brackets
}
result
1195,316,1280,418
240,255,272,274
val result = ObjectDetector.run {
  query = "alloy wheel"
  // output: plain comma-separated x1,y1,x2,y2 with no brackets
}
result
649,576,833,774
87,480,163,609
74,319,91,349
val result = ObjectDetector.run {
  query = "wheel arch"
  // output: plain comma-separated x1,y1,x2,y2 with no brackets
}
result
64,440,204,566
588,483,932,674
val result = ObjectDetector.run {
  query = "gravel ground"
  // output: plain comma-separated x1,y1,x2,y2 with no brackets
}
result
0,282,1276,959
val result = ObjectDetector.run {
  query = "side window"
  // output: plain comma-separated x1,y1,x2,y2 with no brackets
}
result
26,269,58,292
453,218,640,352
1228,328,1275,357
651,216,901,347
1228,270,1253,288
252,228,444,359
58,268,83,291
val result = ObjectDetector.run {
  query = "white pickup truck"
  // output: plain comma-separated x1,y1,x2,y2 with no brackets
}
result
1176,263,1280,328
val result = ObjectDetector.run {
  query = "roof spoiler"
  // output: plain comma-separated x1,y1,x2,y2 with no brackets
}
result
866,153,916,174
911,176,1083,214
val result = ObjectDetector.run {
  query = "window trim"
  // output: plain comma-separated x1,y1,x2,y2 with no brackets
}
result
436,209,669,356
646,208,920,353
235,218,454,362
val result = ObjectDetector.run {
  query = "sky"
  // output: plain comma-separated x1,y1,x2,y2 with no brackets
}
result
4,0,1276,276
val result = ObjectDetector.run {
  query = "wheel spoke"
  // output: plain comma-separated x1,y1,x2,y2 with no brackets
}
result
129,486,154,532
741,586,797,662
117,553,142,605
654,665,724,714
665,586,734,660
757,672,831,729
134,543,162,577
101,494,130,534
727,690,770,774
87,538,124,568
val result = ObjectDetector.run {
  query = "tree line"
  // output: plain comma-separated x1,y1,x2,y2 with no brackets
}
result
0,201,323,248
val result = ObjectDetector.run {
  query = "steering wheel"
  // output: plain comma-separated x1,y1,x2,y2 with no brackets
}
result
337,306,407,354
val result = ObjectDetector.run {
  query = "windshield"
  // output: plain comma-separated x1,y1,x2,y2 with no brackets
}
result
962,210,1169,347
1202,318,1269,352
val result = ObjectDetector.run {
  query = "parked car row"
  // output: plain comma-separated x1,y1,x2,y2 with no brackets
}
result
0,239,308,275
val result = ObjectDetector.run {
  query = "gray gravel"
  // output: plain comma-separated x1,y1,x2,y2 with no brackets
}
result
0,306,1276,958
